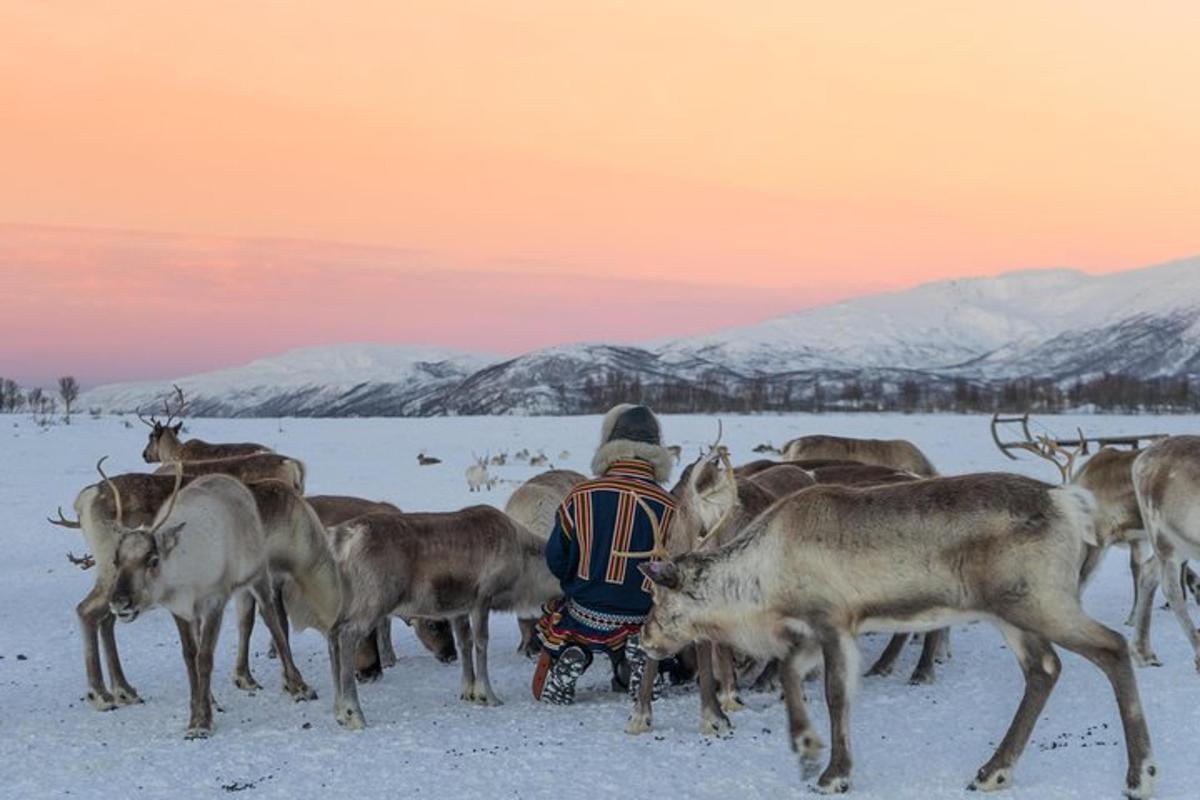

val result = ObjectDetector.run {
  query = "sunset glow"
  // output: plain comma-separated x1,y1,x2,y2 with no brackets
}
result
2,1,1198,385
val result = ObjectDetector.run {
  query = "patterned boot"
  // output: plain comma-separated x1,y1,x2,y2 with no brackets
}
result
625,634,667,701
540,646,591,705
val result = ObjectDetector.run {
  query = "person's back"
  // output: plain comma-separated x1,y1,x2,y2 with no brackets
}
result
533,404,676,705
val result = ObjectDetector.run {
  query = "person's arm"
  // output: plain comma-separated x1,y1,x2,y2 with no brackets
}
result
544,498,578,581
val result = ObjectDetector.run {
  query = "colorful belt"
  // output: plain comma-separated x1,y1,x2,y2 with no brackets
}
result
566,599,646,631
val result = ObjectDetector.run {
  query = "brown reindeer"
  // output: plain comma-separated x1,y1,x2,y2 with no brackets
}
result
155,453,305,493
781,434,938,477
306,495,458,671
503,469,588,657
322,506,561,728
638,474,1155,797
138,385,271,463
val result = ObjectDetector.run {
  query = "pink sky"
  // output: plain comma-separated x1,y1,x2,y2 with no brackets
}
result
2,2,1198,386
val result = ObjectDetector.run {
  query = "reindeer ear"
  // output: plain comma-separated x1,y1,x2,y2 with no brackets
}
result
172,422,183,434
157,522,187,556
638,560,682,590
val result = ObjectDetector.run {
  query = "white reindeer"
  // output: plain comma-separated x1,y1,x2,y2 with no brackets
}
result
108,471,310,738
466,454,491,492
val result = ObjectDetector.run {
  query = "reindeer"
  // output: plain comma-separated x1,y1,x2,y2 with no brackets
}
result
624,450,816,736
503,469,588,656
417,452,442,466
138,385,271,463
529,451,550,467
155,452,305,493
1130,436,1200,672
490,452,508,466
637,473,1155,798
107,470,313,738
465,455,491,492
320,507,561,729
666,444,683,463
781,434,938,477
306,495,458,671
49,461,195,710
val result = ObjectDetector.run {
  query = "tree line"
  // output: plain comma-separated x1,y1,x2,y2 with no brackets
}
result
0,376,81,422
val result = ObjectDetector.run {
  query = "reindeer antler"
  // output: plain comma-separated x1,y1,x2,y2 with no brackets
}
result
611,493,671,560
96,456,123,527
66,551,96,570
162,384,187,426
149,461,185,535
1007,431,1085,485
47,506,82,529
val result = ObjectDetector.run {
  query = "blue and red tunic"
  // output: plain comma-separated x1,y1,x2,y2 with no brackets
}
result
537,459,675,655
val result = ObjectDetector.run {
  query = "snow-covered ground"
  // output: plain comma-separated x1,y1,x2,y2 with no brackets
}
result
2,413,1198,799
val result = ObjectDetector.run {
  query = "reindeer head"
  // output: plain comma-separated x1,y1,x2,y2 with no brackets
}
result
637,558,705,659
105,459,186,622
668,425,738,549
138,385,187,463
409,618,458,664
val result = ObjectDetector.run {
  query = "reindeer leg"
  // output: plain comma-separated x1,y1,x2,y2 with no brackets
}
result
331,622,366,729
376,618,397,670
1035,604,1156,799
233,591,262,692
188,605,227,738
969,625,1059,791
781,642,824,779
77,585,117,710
452,615,476,703
100,613,140,705
696,641,732,737
266,580,288,660
1131,554,1163,667
356,627,384,683
1125,541,1145,627
1158,548,1200,673
173,614,202,732
517,617,539,658
908,628,945,685
714,644,745,712
625,656,658,735
468,606,501,705
815,630,858,794
865,632,907,678
250,574,315,701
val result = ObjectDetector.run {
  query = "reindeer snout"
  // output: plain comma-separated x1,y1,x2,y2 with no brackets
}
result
110,598,139,622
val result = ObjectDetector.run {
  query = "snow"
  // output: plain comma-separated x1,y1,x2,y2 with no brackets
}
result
2,412,1199,799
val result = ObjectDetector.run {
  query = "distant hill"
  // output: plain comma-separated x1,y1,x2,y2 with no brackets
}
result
81,258,1200,416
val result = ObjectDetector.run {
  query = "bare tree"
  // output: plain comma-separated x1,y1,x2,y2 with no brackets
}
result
58,376,80,423
0,378,19,412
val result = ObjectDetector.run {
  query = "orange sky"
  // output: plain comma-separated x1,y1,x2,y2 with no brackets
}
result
2,1,1198,384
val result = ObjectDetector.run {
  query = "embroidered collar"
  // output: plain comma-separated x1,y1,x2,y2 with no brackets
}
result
604,459,658,481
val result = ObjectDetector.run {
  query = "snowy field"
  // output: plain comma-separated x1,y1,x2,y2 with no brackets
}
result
2,412,1199,800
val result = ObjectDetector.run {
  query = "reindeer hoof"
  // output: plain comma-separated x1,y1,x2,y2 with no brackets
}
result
908,669,935,686
86,689,118,711
289,683,317,702
356,668,383,684
814,774,850,794
864,663,892,678
625,713,652,735
184,725,213,740
968,765,1013,792
234,674,263,693
1132,649,1161,668
699,710,733,738
267,643,278,660
113,686,142,705
720,694,746,713
1124,760,1157,800
336,707,366,731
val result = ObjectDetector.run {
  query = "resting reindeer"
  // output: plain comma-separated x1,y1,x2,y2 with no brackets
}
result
1131,436,1200,672
637,473,1155,797
320,506,560,729
781,434,938,478
503,469,588,657
49,461,196,709
306,495,458,671
107,470,312,737
155,452,306,493
625,453,815,736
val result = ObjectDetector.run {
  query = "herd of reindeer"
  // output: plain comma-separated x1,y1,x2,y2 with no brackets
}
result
46,395,1200,798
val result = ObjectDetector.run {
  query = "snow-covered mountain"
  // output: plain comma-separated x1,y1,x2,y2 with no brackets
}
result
81,258,1200,416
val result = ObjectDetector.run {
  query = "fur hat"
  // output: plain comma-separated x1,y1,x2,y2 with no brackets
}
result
591,404,673,482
